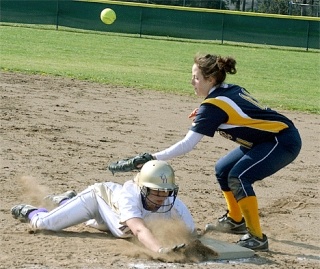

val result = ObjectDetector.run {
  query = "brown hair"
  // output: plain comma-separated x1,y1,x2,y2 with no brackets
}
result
194,54,237,85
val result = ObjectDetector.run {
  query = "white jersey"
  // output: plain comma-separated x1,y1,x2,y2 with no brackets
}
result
30,180,195,238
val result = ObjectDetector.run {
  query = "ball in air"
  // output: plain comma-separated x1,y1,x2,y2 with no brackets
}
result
100,8,116,25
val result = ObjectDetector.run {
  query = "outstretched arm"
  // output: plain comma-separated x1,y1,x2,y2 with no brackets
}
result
126,217,162,253
153,130,204,161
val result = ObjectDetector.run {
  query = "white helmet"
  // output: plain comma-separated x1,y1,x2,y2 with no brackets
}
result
135,160,179,212
136,160,177,190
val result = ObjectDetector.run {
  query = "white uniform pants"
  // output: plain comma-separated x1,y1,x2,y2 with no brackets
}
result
30,188,131,238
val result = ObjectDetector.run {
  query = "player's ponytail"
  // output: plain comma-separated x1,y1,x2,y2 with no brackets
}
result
217,56,237,75
194,53,237,85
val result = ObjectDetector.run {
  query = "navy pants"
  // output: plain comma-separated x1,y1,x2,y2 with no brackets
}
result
215,129,302,201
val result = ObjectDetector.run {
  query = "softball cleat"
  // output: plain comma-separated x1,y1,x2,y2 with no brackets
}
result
11,204,38,222
205,211,247,234
45,190,77,205
237,232,269,251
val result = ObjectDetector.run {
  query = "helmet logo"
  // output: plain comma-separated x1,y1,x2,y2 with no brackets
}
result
160,173,168,183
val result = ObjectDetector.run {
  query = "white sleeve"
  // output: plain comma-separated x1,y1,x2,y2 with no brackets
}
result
153,130,204,161
171,198,195,233
118,181,144,223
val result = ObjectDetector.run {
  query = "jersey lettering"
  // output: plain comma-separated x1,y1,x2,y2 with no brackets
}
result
218,131,233,140
119,225,133,235
235,138,253,148
239,88,266,110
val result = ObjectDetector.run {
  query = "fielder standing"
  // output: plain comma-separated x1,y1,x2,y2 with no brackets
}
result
109,53,302,251
12,160,195,254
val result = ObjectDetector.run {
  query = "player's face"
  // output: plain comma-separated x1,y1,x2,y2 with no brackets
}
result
145,190,170,211
191,63,215,97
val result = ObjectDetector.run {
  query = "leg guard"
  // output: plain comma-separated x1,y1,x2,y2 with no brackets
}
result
228,177,255,201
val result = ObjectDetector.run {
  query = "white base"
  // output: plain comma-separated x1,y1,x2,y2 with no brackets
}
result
200,236,255,260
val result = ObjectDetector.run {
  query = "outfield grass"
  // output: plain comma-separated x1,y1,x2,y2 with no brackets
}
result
1,25,319,113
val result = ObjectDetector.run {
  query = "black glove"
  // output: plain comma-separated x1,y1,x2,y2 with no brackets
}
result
108,153,154,174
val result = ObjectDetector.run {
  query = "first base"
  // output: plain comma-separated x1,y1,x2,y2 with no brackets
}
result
200,236,255,260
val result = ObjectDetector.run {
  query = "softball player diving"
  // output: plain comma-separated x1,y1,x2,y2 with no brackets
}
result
11,160,195,254
111,53,302,251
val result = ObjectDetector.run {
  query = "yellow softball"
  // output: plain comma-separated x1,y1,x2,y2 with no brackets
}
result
100,8,116,25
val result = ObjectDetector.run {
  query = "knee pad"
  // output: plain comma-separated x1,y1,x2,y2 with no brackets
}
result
228,177,247,201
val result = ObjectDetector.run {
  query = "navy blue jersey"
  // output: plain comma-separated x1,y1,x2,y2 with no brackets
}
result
190,84,296,148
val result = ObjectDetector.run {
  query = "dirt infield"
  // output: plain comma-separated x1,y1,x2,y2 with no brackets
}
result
1,71,319,269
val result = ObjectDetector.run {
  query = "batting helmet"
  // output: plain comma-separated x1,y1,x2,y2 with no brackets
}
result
135,160,179,212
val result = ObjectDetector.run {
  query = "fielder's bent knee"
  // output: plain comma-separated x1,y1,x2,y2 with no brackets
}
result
228,177,247,201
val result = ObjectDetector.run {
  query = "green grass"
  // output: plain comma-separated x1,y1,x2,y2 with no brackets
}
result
1,24,319,113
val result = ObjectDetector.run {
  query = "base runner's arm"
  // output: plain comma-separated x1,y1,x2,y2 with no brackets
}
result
126,217,162,253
